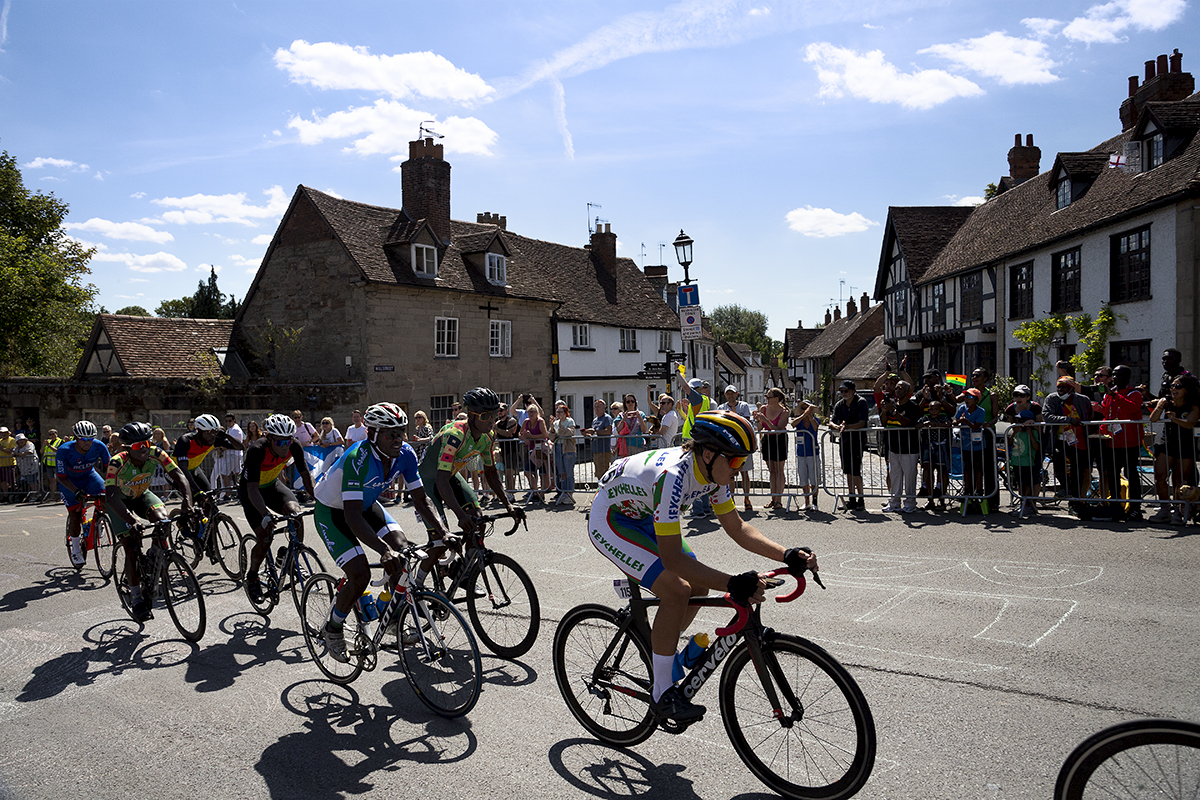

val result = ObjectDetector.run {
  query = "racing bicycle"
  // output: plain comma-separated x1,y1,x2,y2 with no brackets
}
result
552,564,876,800
238,510,324,624
175,489,243,580
113,518,206,642
427,509,540,658
1055,718,1200,799
68,493,116,578
299,545,482,718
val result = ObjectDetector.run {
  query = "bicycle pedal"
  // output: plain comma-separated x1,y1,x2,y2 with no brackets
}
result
657,717,700,735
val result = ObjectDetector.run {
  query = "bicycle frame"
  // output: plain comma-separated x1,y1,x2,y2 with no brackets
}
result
342,551,448,664
82,495,105,551
438,512,522,601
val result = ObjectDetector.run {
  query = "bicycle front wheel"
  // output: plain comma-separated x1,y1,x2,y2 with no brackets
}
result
93,516,115,579
161,552,206,642
719,633,875,800
300,573,365,685
397,590,482,718
239,534,278,617
1055,718,1200,800
465,551,540,659
211,514,243,580
288,545,326,624
552,604,655,747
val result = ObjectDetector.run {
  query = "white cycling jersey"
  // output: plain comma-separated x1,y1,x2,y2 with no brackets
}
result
595,448,735,537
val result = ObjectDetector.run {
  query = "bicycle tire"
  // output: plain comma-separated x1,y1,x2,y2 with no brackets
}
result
212,514,243,580
113,540,133,617
300,573,365,684
719,633,876,800
1054,718,1200,800
397,590,482,718
93,515,115,579
65,519,84,572
161,552,206,642
288,545,326,624
465,551,540,659
552,604,656,747
239,534,278,617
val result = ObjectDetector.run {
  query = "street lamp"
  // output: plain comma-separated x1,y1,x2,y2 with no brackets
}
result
673,229,694,285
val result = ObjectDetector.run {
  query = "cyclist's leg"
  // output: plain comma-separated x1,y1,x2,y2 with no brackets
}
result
244,482,294,574
312,503,371,660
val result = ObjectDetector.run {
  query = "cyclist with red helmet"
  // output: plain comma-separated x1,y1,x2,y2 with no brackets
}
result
587,409,818,723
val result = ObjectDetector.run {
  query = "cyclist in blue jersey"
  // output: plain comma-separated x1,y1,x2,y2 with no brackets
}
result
312,402,453,662
56,420,112,566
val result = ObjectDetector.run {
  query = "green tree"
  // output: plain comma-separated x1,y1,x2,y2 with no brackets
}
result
113,305,150,316
984,182,999,200
156,267,240,319
0,150,97,376
709,304,782,365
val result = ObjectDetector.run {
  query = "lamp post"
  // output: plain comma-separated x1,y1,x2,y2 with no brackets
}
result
673,229,694,285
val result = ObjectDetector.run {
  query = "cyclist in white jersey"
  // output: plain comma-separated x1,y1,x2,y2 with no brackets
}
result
588,410,818,723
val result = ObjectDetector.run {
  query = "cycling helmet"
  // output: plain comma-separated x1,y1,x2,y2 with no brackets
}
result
263,414,297,438
73,420,98,439
690,411,757,457
462,387,501,414
364,402,408,429
194,413,222,432
118,421,154,445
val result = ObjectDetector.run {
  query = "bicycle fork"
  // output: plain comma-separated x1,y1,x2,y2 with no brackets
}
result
744,630,801,728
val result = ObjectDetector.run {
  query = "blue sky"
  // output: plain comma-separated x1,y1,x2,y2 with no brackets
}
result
0,0,1190,340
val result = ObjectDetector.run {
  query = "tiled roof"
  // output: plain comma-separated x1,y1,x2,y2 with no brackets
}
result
1147,99,1200,130
1053,152,1110,179
717,349,746,377
297,186,678,329
873,206,974,297
836,335,891,382
81,315,235,378
783,327,822,359
919,98,1200,284
798,304,884,360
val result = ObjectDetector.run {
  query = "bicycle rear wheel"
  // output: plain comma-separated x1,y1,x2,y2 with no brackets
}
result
161,552,206,642
288,545,326,624
465,551,540,659
239,534,278,616
1055,718,1200,800
552,604,656,747
300,573,365,684
113,540,134,617
397,590,481,718
93,516,115,579
211,514,243,580
719,633,875,800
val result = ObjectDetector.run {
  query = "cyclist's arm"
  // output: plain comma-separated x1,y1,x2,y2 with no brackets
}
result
435,469,474,531
57,473,81,496
290,441,316,496
218,431,246,452
716,508,787,562
481,463,522,518
657,530,757,599
159,452,192,511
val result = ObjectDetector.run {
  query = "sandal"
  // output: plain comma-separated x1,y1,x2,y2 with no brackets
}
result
743,500,753,513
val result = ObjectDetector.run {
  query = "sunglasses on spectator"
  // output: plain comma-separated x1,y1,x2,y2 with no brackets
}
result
128,440,152,451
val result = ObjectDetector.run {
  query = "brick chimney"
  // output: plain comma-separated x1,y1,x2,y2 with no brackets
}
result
643,263,669,296
846,296,857,318
401,138,452,244
476,211,506,230
824,309,832,325
590,223,617,273
1120,49,1193,131
833,306,842,322
860,291,870,311
1008,134,1041,184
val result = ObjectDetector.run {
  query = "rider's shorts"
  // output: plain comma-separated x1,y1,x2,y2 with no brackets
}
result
587,494,696,591
313,501,401,568
238,480,296,528
417,466,477,531
106,493,165,538
59,470,105,512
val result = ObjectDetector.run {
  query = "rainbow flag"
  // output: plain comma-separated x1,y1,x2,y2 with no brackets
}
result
946,374,968,388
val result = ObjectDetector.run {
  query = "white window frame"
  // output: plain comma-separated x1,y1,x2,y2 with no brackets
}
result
486,252,507,285
1056,177,1071,210
435,316,458,358
490,319,512,358
413,243,438,276
659,331,672,352
620,328,638,351
602,391,616,408
572,324,590,348
1146,133,1164,170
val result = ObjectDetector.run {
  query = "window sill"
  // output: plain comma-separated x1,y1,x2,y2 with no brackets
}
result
489,354,512,358
1109,295,1152,306
570,346,595,351
618,349,641,353
434,355,459,360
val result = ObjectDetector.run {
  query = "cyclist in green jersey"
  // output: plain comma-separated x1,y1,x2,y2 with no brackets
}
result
418,388,525,544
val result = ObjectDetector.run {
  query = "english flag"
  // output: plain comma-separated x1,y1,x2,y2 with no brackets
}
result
1108,153,1126,168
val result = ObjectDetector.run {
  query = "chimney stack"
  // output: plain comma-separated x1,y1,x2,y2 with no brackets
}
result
824,309,832,325
861,291,870,312
833,306,842,322
846,296,857,318
401,138,452,244
476,212,507,230
590,223,617,273
1007,133,1042,184
1121,50,1193,130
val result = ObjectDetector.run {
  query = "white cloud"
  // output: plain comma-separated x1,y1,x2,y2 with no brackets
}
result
274,40,493,103
785,205,880,237
290,99,498,157
863,23,884,30
131,191,146,199
91,250,189,273
251,234,273,245
944,195,984,207
748,6,771,15
920,32,1059,85
1022,17,1063,38
152,186,290,226
1062,0,1186,43
63,217,174,244
804,43,984,110
23,156,88,171
229,254,261,267
197,264,221,273
550,77,574,160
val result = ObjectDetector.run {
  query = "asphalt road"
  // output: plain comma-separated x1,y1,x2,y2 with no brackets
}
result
1,496,1198,800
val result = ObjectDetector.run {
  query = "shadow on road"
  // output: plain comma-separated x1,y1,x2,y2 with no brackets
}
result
0,567,107,614
548,738,704,799
180,611,309,693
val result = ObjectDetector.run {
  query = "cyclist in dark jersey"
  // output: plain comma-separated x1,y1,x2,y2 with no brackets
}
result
106,422,192,622
57,420,112,566
239,413,315,601
172,413,245,495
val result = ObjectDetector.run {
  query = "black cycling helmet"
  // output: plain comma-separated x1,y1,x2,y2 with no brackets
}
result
690,411,757,457
118,421,154,445
462,387,501,414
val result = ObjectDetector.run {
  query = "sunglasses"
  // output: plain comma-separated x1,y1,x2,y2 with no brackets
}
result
128,440,152,451
475,411,497,422
726,454,747,470
273,438,293,447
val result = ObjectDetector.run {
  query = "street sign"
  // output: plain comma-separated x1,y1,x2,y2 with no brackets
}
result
665,351,687,364
677,284,700,308
680,308,702,341
637,371,670,380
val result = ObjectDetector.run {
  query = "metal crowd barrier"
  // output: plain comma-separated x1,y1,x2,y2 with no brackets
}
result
0,451,46,503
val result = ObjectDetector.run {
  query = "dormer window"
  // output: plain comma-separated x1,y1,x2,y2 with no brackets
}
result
1056,177,1072,210
1146,133,1164,170
486,252,507,285
413,243,437,277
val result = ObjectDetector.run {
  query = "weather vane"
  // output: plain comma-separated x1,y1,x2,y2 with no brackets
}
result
418,121,444,140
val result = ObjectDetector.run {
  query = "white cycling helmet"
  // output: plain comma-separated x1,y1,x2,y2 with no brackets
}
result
194,413,222,432
73,420,98,439
364,402,408,429
263,414,296,438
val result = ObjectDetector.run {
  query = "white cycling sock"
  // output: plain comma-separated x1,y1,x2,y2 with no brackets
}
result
414,567,428,587
652,652,676,702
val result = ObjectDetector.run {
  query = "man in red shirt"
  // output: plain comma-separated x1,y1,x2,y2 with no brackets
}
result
1098,365,1144,520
